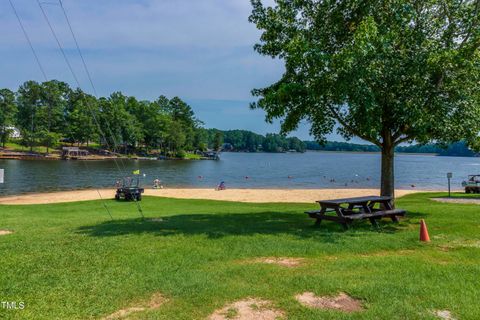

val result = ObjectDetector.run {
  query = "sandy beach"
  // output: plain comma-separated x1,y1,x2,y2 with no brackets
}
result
0,188,426,205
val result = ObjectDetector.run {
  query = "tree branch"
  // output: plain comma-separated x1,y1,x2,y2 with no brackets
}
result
327,106,382,147
394,135,413,146
460,0,480,49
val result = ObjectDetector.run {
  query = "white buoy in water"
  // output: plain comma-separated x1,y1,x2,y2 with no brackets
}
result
0,169,4,184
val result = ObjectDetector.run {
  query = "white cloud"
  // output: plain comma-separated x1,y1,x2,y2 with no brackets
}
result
1,0,320,138
1,0,283,100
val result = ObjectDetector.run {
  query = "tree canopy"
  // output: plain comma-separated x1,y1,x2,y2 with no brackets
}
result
3,80,205,156
250,0,480,196
0,88,17,148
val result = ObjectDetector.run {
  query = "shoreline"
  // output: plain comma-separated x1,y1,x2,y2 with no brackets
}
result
0,152,212,161
0,188,438,205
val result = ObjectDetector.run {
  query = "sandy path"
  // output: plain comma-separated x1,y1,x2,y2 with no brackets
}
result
0,188,424,205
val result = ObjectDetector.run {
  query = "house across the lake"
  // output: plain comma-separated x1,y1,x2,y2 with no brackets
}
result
4,126,21,139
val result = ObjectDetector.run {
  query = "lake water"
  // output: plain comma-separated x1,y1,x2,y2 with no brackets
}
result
0,152,478,196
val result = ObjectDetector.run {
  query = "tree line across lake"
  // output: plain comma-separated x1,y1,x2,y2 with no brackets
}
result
0,80,210,156
0,80,476,157
304,141,477,157
0,80,309,156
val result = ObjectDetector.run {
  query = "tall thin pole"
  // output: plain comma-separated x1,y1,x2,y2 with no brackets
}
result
448,178,451,197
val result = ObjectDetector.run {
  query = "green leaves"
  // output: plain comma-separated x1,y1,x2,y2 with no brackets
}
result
250,0,480,147
0,88,16,147
3,81,207,155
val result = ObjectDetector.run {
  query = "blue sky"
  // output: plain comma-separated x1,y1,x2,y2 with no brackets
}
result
1,0,349,141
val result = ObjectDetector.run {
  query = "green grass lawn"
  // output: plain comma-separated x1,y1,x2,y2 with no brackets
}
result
0,193,479,319
3,142,52,154
183,153,202,160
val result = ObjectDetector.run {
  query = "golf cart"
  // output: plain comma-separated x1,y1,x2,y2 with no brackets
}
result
115,176,144,201
462,175,480,194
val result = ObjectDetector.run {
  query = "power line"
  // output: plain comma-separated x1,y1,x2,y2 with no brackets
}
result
35,0,81,89
57,0,145,218
58,0,98,97
56,0,129,171
36,0,144,218
40,0,130,174
9,0,113,220
8,0,48,81
35,0,124,172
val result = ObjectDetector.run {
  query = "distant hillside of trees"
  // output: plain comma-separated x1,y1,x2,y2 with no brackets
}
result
305,141,478,157
304,141,380,153
202,129,306,153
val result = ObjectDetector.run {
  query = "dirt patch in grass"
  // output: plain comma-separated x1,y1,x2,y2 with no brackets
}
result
432,198,480,205
433,310,456,320
438,246,451,252
209,298,284,320
357,249,415,258
438,239,480,251
0,230,13,236
148,218,163,222
252,257,305,268
103,292,166,320
295,292,363,313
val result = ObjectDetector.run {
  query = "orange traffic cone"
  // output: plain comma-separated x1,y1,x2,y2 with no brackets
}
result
420,219,430,242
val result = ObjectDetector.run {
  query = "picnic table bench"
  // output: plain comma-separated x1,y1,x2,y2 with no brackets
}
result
305,196,406,229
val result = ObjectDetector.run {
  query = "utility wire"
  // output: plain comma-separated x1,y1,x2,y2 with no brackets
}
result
58,0,98,97
39,0,130,175
8,0,48,80
55,0,129,174
9,0,113,220
57,0,145,218
37,0,145,218
35,0,124,173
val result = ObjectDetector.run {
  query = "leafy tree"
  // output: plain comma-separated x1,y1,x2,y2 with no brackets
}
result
167,121,186,154
16,81,43,151
213,131,224,151
194,129,209,151
37,130,61,151
167,97,196,128
66,89,99,146
244,131,264,152
225,130,246,150
39,80,70,134
0,88,17,148
124,96,173,152
37,81,71,152
167,97,199,150
250,0,480,197
287,137,306,152
19,131,36,150
262,133,288,152
98,93,143,153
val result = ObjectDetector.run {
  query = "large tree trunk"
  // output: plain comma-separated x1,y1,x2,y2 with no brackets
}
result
380,144,395,199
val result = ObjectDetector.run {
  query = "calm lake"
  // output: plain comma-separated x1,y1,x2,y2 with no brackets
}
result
0,152,478,196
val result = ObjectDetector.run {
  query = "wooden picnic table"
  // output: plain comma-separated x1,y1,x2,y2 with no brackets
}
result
305,195,406,229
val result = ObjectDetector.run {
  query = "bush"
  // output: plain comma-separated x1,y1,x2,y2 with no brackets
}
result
175,150,186,158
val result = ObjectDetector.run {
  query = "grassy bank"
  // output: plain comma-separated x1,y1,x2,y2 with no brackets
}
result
0,193,479,319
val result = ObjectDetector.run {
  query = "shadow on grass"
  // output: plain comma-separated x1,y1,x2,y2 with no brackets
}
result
76,210,414,240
